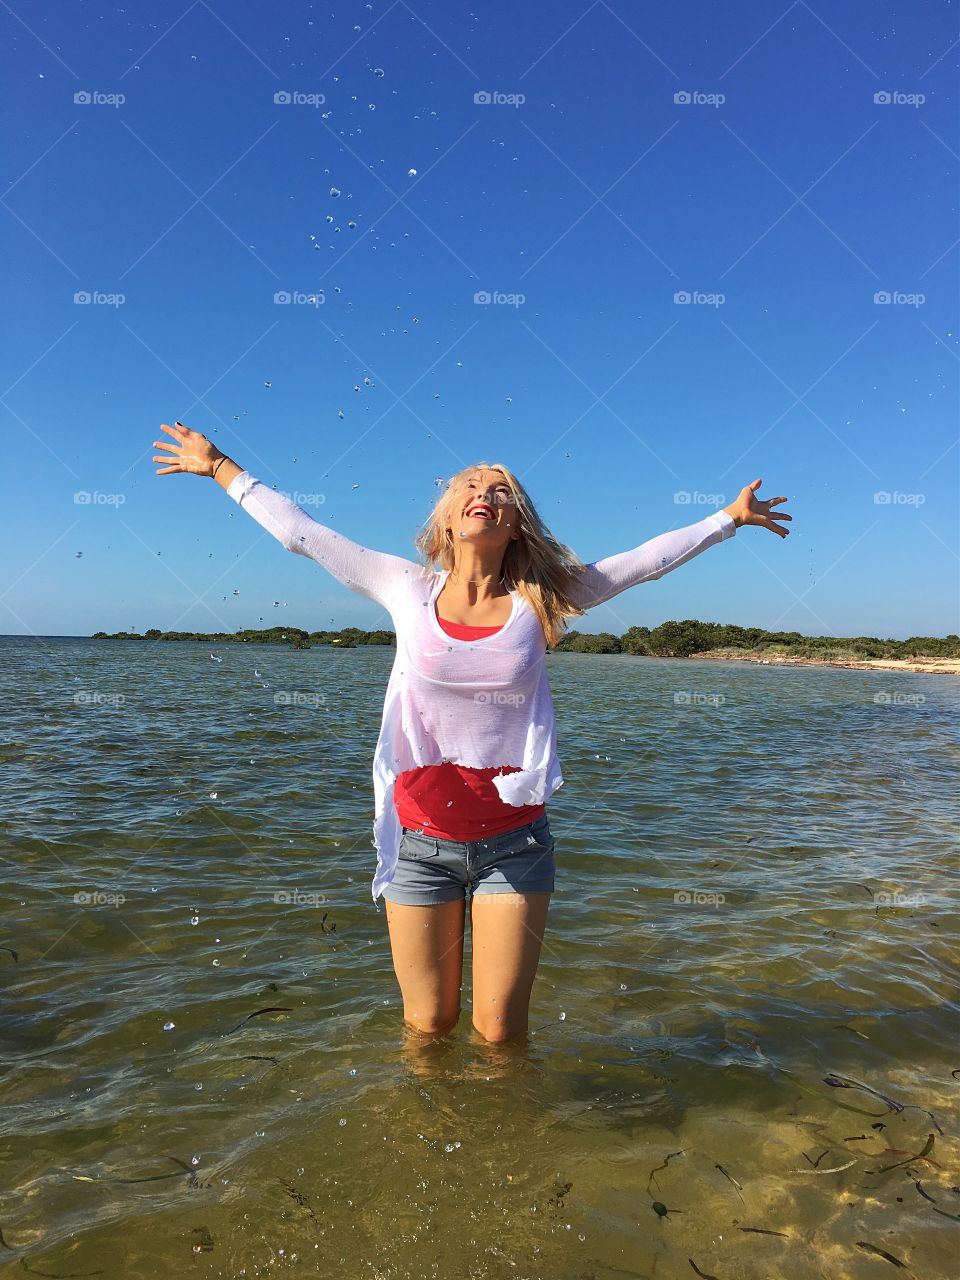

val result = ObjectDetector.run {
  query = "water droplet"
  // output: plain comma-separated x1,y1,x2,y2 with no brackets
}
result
330,186,341,198
163,1021,175,1031
190,915,200,926
559,1011,566,1021
195,1082,203,1090
209,791,218,799
347,1067,358,1077
407,168,417,177
339,1117,348,1127
373,67,384,78
368,103,376,111
263,380,272,388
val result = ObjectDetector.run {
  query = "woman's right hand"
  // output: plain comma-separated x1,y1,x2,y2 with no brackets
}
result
152,422,224,477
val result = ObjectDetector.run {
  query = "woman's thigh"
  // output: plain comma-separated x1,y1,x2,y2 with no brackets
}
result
469,891,552,1041
384,898,466,1033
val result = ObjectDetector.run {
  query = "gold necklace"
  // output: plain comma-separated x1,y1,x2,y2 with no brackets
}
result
447,570,507,586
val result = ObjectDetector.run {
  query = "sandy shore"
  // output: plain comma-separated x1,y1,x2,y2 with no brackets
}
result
695,651,960,676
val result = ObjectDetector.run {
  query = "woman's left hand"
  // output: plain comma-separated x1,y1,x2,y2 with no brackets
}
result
723,479,792,537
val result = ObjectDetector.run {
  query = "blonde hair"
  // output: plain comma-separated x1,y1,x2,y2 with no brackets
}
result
414,462,587,647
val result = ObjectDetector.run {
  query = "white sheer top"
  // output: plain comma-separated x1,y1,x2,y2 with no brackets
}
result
226,471,736,900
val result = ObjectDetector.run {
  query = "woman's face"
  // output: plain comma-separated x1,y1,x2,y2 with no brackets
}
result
445,468,520,552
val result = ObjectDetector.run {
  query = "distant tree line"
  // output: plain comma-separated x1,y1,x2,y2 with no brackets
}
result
91,626,395,649
552,620,960,660
92,620,959,660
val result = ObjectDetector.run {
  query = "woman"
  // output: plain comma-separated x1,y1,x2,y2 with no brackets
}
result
152,421,791,1045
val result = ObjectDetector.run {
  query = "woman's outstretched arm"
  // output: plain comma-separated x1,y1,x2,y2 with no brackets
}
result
569,479,791,611
152,421,420,611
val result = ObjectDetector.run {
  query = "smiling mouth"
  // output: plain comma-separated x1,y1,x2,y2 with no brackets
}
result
466,505,494,519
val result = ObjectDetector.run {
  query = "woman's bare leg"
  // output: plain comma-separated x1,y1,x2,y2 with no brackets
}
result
384,898,466,1035
469,891,552,1043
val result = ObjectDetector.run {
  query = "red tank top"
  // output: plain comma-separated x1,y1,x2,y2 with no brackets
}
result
393,608,546,839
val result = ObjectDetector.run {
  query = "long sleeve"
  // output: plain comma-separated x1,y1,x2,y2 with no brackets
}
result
569,510,736,610
225,469,422,612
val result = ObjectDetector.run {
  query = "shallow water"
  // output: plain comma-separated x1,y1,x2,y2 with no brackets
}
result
2,636,958,1279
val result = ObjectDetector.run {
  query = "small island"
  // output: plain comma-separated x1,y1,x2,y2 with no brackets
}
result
91,620,960,673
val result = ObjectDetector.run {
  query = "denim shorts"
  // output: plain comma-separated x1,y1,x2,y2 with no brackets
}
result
380,812,556,906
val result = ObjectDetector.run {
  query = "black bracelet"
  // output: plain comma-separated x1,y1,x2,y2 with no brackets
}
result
211,455,227,479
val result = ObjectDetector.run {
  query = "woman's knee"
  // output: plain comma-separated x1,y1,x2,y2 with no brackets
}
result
471,1011,527,1043
404,1006,461,1036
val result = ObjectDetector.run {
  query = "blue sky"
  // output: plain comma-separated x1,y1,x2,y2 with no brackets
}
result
3,0,957,639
